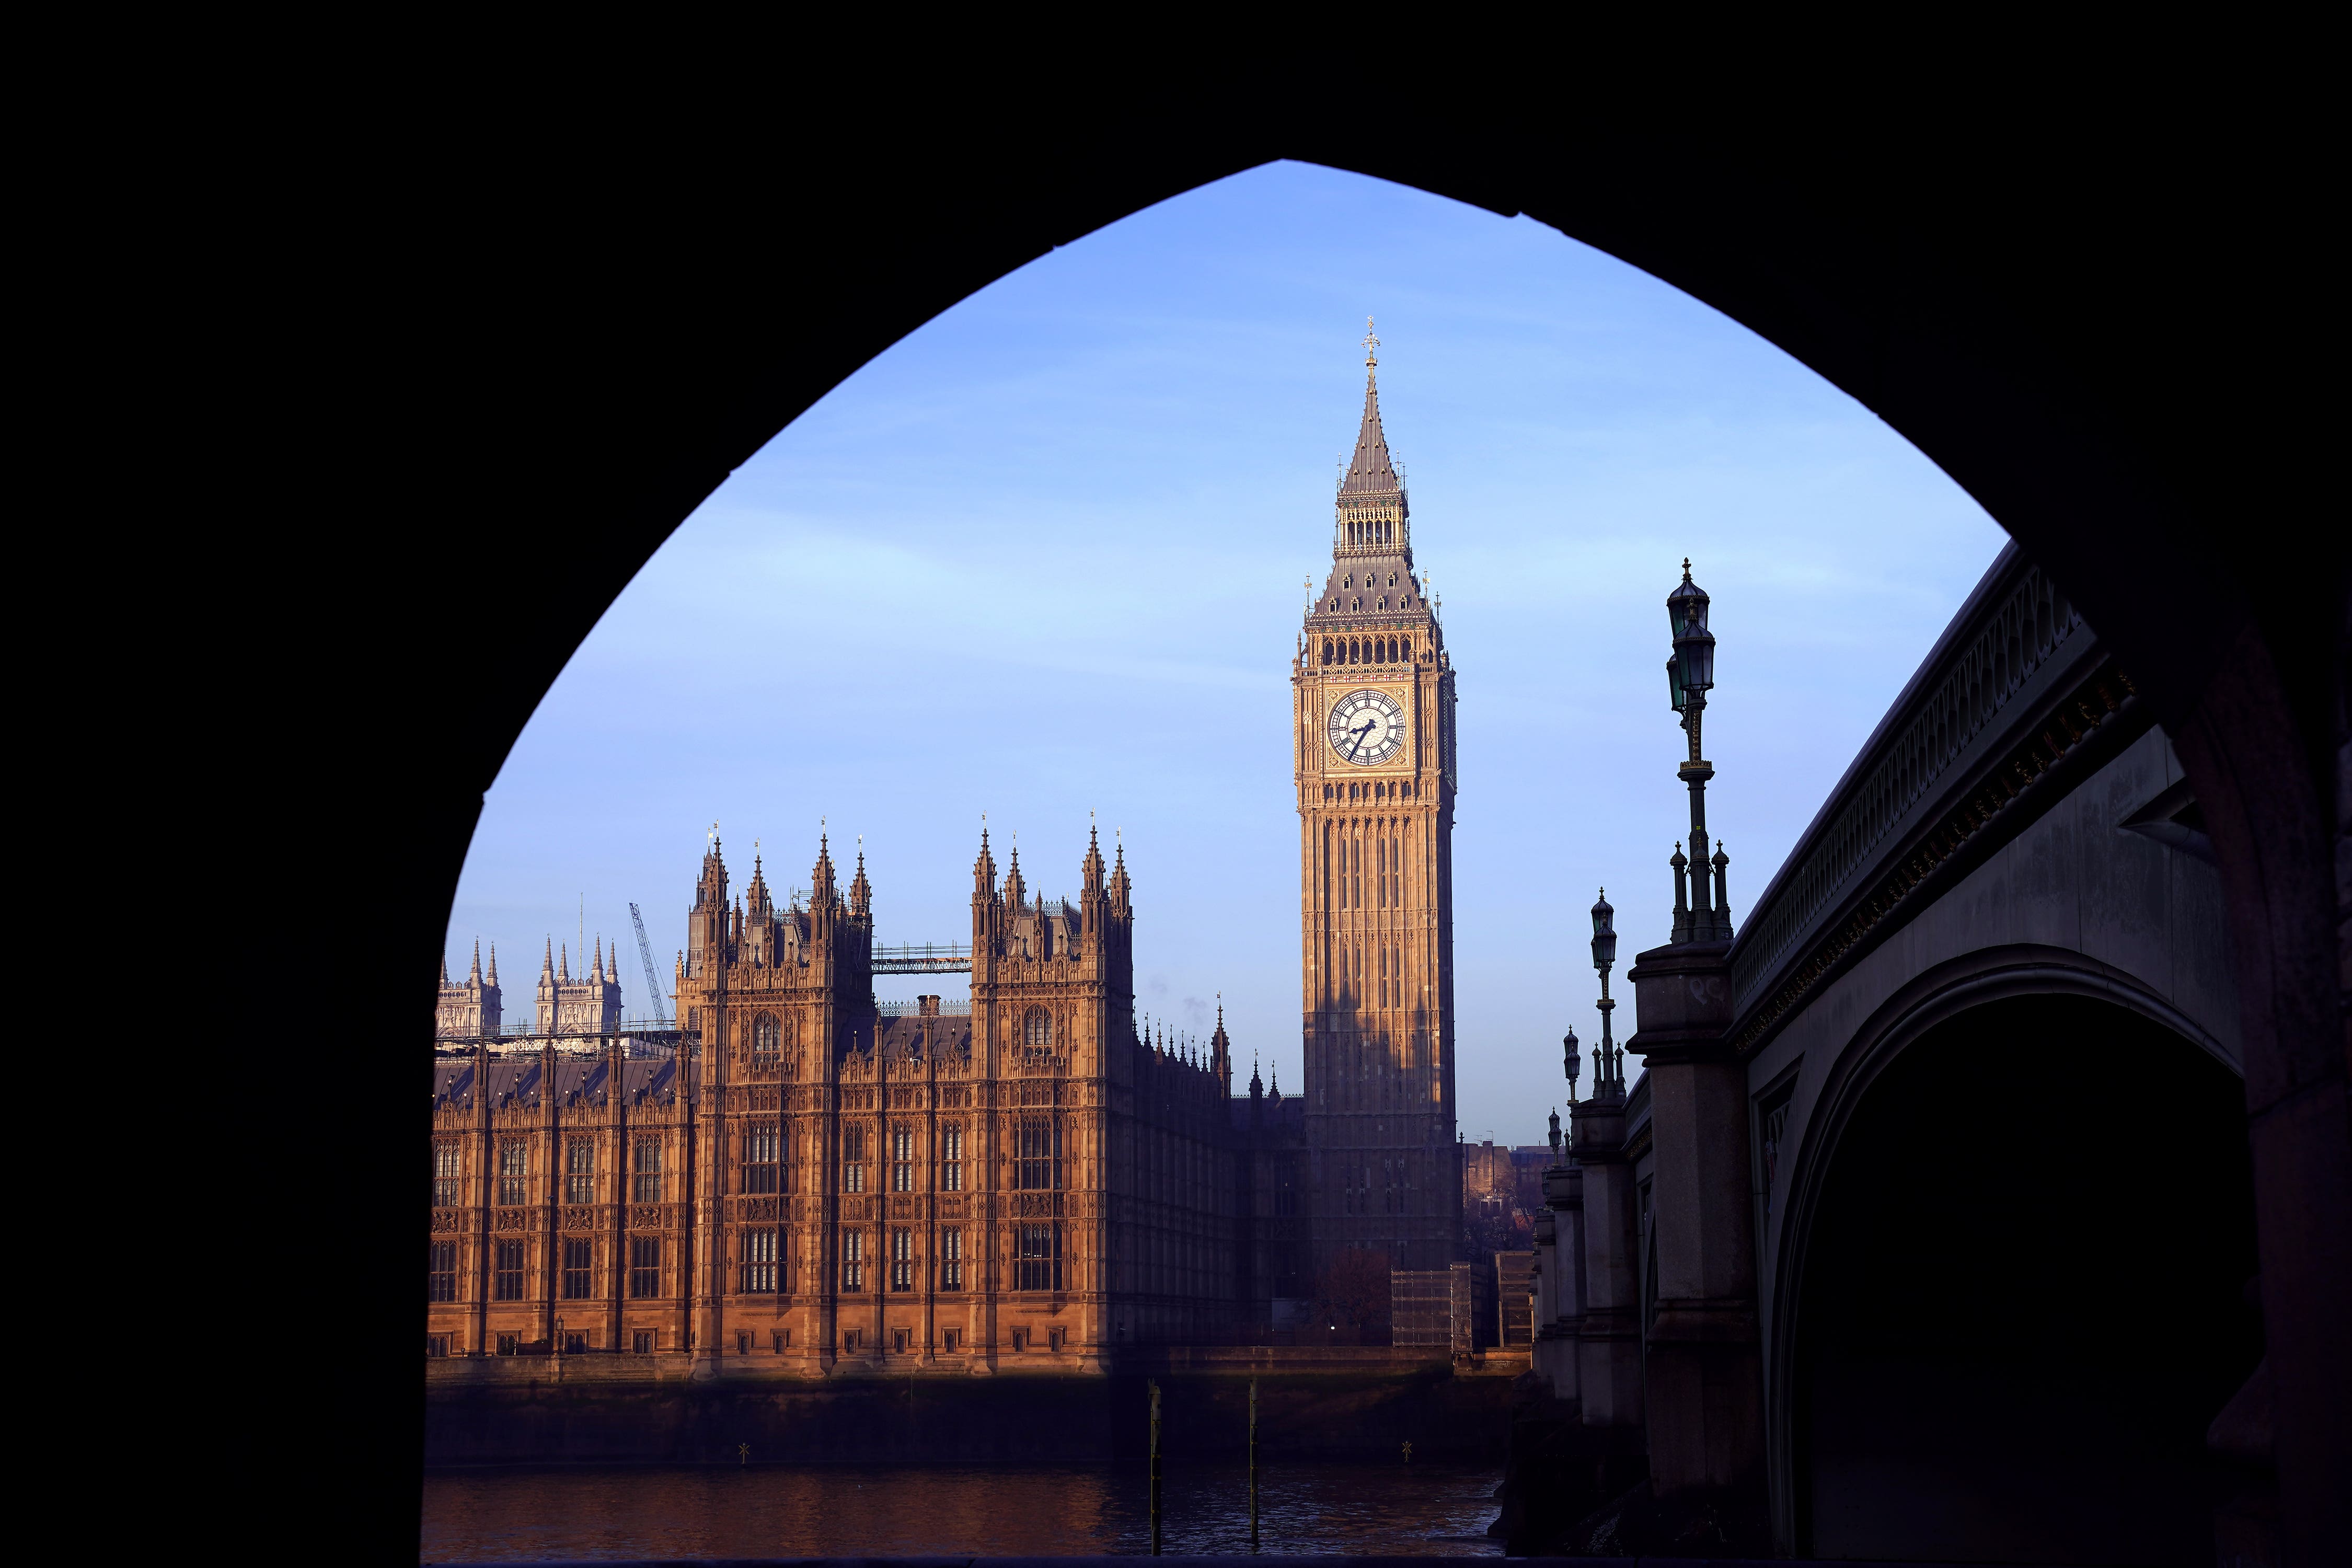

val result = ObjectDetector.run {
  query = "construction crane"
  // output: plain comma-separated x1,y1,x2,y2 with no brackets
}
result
629,902,672,1026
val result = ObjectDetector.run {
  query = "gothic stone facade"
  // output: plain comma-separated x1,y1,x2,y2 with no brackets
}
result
426,829,1310,1371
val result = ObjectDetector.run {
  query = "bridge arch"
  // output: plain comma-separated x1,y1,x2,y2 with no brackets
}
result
1775,970,2259,1563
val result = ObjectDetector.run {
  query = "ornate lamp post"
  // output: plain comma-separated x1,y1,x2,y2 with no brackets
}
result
1592,889,1624,1093
1562,1025,1581,1102
1666,561,1732,943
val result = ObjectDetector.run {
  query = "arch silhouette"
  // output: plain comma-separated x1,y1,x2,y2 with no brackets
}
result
283,89,2343,1564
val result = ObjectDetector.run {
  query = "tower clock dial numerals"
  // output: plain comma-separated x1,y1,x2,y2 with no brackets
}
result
1328,689,1406,766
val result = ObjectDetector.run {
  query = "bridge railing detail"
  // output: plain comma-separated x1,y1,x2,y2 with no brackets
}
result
1728,545,2087,1019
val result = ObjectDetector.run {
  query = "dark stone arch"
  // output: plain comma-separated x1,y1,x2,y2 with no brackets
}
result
268,84,2344,1563
1784,990,2257,1563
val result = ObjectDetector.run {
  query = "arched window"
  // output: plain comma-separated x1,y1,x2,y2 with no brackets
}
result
1024,1007,1052,1050
1013,1117,1063,1191
752,1014,780,1060
1322,639,1333,665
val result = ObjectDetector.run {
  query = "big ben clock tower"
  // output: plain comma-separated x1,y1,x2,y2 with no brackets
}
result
1294,324,1459,1275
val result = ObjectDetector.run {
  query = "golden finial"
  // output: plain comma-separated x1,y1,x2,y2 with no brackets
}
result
1363,316,1380,366
1682,557,1693,580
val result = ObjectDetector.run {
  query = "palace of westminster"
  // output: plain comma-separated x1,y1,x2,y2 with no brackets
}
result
428,339,1484,1372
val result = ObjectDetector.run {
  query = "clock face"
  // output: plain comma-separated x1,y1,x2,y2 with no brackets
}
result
1329,689,1406,766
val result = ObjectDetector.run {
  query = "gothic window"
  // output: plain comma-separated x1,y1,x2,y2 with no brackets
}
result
499,1141,529,1206
631,1330,655,1354
629,1235,662,1298
742,1123,780,1194
432,1141,460,1208
426,1334,451,1358
841,1229,866,1291
752,1013,780,1065
1322,639,1333,665
428,1240,457,1301
494,1240,525,1300
891,1125,915,1192
941,1124,964,1191
1014,1117,1063,1190
841,1126,867,1193
633,1136,663,1203
566,1136,596,1204
890,1227,914,1291
1016,1225,1062,1291
740,1227,779,1293
562,1237,593,1299
1023,1007,1052,1050
940,1226,964,1289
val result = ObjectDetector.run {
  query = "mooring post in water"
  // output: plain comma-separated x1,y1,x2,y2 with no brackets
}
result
1248,1376,1260,1553
1149,1378,1163,1555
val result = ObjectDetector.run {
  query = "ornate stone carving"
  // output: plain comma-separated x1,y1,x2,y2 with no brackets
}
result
737,1197,780,1222
561,1206,597,1230
430,1209,459,1232
494,1207,528,1231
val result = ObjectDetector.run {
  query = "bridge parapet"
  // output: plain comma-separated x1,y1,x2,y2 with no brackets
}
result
1726,544,2147,1053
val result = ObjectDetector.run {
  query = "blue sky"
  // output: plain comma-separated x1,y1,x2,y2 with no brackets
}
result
446,161,2007,1146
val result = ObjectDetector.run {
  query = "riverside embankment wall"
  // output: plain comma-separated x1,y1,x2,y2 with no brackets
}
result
424,1351,1524,1467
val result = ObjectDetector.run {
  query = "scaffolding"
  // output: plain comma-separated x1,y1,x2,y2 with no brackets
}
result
871,942,972,974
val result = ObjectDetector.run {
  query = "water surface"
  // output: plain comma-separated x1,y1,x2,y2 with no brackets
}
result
424,1459,1503,1560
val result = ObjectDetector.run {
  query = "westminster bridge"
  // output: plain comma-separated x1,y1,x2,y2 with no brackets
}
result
1524,544,2277,1562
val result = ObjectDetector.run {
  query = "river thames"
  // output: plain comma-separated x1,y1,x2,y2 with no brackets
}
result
422,1459,1504,1560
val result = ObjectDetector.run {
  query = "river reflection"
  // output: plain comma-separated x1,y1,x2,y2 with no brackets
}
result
423,1459,1503,1561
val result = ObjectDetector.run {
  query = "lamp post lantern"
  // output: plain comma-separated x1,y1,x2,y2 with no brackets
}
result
1563,1025,1581,1102
1590,889,1624,1093
1666,561,1732,943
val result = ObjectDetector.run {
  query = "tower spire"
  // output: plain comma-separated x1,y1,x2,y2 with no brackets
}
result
1339,318,1402,502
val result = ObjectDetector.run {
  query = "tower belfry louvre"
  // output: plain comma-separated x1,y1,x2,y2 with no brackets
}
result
1295,324,1460,1273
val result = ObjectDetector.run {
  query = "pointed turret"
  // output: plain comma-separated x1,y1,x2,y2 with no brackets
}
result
1002,842,1026,912
849,840,872,917
1082,820,1105,896
973,824,998,899
811,829,838,908
1323,318,1413,570
488,943,499,985
469,939,483,984
1210,998,1233,1096
745,852,773,920
542,938,556,980
1110,831,1132,916
441,952,451,984
559,942,571,983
